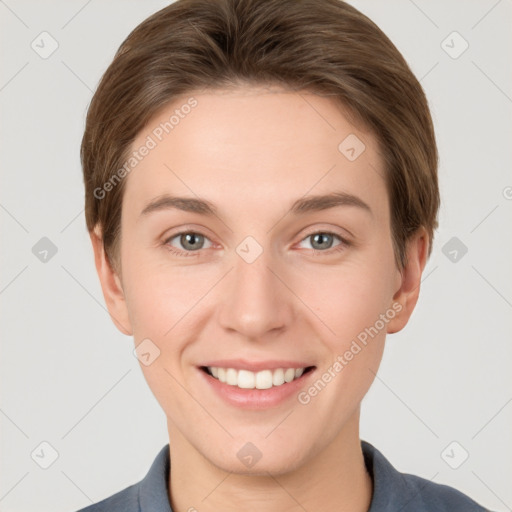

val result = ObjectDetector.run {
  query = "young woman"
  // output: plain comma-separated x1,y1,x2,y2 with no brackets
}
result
76,1,491,510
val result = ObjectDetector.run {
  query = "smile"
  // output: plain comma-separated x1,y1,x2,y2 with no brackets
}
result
202,366,315,389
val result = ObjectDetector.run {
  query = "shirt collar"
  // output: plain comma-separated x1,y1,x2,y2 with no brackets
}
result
138,444,173,512
362,439,419,511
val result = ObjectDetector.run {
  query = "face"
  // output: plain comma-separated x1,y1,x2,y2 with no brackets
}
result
92,86,427,475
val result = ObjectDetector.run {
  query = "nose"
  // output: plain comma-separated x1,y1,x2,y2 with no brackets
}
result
217,246,295,341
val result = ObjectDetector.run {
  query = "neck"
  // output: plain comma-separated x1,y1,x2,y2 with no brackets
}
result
167,410,373,512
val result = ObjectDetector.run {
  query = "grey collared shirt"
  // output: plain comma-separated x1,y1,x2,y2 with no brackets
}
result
74,440,491,512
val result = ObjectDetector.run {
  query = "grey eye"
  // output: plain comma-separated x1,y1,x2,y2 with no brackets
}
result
181,233,203,250
310,233,335,250
167,232,213,252
300,232,342,251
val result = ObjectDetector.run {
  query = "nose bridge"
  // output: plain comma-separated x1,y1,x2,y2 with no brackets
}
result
218,237,293,338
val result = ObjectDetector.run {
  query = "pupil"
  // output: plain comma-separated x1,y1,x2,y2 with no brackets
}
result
313,233,332,249
183,233,202,250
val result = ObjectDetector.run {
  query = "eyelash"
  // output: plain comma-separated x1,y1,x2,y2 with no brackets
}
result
163,230,351,258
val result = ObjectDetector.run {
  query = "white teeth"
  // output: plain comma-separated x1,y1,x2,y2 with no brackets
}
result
272,368,285,386
226,368,237,386
207,366,309,389
284,368,295,383
238,370,255,389
255,370,273,389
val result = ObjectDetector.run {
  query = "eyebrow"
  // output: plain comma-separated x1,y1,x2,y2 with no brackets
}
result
139,191,372,219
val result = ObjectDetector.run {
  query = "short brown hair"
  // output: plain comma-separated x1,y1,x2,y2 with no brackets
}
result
81,0,439,272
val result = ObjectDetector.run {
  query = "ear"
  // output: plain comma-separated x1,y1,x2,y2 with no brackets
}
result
89,226,133,336
386,227,429,334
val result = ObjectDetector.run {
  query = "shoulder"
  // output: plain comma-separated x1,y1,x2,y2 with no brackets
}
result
69,444,171,512
361,440,492,512
395,470,490,511
71,483,140,512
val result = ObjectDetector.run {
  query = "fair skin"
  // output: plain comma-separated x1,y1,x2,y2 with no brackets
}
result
90,86,428,512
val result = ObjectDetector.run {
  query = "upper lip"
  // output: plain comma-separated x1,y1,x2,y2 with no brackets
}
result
199,359,316,372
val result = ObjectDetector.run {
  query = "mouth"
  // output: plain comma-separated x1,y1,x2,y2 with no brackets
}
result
200,365,316,390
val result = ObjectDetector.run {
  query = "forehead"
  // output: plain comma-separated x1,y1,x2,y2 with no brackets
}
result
123,86,388,219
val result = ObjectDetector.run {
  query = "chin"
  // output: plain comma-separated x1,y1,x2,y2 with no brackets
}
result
202,436,313,477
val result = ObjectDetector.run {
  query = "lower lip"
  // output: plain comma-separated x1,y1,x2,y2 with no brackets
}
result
198,367,315,410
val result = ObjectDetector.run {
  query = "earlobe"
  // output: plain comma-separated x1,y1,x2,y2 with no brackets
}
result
386,228,429,334
89,226,133,336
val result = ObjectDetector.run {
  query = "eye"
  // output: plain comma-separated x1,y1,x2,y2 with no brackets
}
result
164,231,213,257
163,229,350,258
297,231,350,254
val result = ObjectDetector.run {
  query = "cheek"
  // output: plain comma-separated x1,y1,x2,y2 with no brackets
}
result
123,264,207,414
122,249,209,338
300,253,396,396
297,269,392,422
302,259,396,344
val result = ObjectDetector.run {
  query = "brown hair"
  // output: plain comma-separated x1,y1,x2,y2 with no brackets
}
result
81,0,439,272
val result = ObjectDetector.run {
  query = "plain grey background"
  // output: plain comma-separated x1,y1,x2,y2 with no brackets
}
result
1,1,511,511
